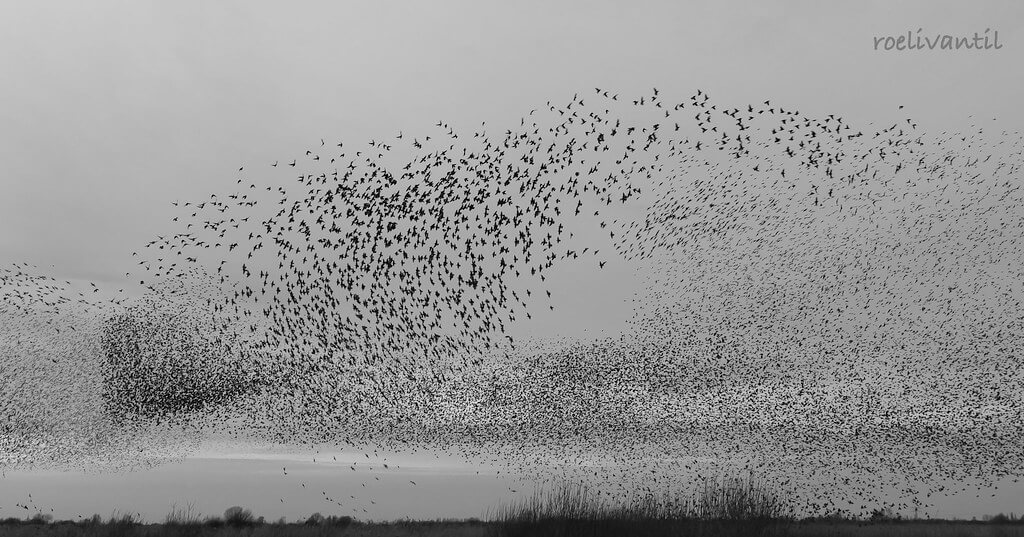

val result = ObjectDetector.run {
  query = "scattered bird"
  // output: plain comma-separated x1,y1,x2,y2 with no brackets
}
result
2,88,1023,520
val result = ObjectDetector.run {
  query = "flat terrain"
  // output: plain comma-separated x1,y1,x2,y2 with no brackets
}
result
2,520,1024,537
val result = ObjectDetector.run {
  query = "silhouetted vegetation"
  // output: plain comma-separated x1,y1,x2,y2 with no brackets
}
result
164,503,202,526
222,506,255,527
0,499,1020,537
489,475,792,536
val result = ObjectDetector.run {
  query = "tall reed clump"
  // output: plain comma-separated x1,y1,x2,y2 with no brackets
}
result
489,474,794,537
164,502,203,525
694,474,794,520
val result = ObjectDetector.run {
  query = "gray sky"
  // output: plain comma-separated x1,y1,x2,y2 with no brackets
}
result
3,0,1022,288
2,451,1022,522
3,0,1024,522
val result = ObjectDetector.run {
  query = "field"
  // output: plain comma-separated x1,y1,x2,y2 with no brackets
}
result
2,516,1024,537
1,478,1020,537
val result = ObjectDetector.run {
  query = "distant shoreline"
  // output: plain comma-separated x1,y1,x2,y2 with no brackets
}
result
2,513,1024,537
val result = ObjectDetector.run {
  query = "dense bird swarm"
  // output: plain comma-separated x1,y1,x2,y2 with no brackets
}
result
2,89,1023,518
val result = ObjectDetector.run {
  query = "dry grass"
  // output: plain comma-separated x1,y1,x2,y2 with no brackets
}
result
0,517,489,537
0,483,1020,537
787,520,1024,537
488,475,793,537
3,518,1021,537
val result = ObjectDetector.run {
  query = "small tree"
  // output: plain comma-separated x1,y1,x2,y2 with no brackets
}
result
224,506,255,527
304,512,324,526
27,513,52,525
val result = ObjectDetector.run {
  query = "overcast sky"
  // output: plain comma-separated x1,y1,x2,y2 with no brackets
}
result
2,0,1022,287
3,0,1024,522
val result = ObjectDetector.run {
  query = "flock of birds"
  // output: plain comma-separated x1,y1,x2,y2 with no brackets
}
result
2,87,1023,520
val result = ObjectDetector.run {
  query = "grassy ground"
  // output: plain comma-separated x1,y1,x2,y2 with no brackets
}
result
2,517,1024,537
2,518,1024,537
1,478,1021,536
0,520,488,537
785,521,1024,537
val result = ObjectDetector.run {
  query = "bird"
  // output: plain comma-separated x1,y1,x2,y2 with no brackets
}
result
3,87,1023,524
